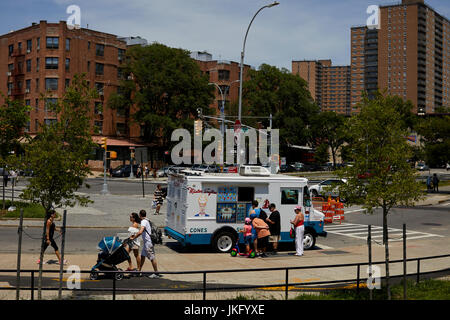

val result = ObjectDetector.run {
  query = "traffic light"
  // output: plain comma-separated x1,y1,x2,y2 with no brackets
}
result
109,151,117,159
101,137,107,150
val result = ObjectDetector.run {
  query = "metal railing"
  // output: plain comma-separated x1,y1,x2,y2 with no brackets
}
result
1,253,449,300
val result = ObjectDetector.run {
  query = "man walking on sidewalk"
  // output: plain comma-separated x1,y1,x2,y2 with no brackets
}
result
129,210,162,278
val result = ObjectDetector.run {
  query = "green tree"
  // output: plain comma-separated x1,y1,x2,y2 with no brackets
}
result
314,143,329,165
21,74,97,299
416,111,450,168
0,95,30,165
109,43,215,149
311,111,347,168
242,64,319,156
336,92,423,300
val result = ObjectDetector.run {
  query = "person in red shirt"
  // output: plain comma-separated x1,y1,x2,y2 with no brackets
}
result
290,206,305,256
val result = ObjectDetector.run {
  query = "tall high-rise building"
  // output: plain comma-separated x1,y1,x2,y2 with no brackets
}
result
352,0,449,115
292,60,351,115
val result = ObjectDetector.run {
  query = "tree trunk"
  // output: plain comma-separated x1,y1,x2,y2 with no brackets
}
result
383,205,391,300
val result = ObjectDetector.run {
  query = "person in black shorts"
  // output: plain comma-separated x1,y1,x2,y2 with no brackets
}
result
37,210,65,265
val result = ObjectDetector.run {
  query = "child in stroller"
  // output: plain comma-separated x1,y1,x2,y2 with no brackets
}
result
90,236,131,281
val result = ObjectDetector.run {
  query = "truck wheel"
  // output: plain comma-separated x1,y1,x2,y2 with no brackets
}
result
213,231,236,253
303,230,316,250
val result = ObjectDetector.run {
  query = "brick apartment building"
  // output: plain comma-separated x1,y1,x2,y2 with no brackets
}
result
296,0,449,116
0,21,152,170
191,51,251,120
351,0,449,115
292,59,351,115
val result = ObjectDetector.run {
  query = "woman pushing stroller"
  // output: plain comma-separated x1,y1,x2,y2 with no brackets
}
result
124,212,141,271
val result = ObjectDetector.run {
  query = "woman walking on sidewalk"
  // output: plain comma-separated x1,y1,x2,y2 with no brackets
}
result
125,212,141,271
290,206,305,257
37,210,66,265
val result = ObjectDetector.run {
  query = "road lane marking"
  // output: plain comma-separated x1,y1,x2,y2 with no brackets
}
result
325,223,444,241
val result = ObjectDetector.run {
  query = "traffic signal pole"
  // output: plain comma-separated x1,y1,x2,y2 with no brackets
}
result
101,138,109,195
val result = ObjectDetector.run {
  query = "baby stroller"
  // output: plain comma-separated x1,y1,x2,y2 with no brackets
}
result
90,236,130,281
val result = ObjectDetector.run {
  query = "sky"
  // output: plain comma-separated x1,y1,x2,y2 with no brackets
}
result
1,0,449,70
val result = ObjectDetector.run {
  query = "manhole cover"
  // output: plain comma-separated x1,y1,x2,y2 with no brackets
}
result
321,250,349,255
422,223,442,226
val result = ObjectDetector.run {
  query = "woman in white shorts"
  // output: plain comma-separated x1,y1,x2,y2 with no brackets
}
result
125,212,141,271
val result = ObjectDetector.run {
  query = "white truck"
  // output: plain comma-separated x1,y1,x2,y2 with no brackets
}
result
164,166,327,253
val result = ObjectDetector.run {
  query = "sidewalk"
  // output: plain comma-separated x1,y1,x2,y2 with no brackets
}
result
0,237,449,300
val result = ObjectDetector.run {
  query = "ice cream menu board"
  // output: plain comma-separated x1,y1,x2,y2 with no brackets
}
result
217,203,236,223
217,187,237,203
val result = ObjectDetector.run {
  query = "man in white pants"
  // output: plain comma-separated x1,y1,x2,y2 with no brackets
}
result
290,206,305,256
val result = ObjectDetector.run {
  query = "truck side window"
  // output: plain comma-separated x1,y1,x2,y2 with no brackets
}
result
238,187,254,202
281,189,299,205
303,186,312,207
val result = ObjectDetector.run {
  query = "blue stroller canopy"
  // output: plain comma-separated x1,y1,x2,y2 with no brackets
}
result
98,236,122,254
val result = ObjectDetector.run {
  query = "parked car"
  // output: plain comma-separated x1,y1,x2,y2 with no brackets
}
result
416,162,429,171
280,164,296,173
111,164,138,177
293,162,305,172
156,166,173,177
309,179,348,198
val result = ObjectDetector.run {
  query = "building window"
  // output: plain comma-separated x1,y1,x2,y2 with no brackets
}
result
118,48,125,61
94,121,103,134
65,58,70,71
46,37,59,49
65,79,70,89
45,57,59,69
26,60,31,72
27,39,32,52
8,44,13,57
36,79,39,92
45,98,58,112
37,37,40,50
66,38,70,51
88,41,91,50
36,58,40,72
95,63,104,75
45,78,58,91
218,70,230,81
95,44,104,56
94,102,103,114
26,79,31,92
95,82,104,95
35,99,39,112
116,123,126,135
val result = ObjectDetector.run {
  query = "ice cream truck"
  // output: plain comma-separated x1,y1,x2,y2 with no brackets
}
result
164,166,327,253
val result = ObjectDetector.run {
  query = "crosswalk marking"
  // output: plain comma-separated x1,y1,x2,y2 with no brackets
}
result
325,223,444,242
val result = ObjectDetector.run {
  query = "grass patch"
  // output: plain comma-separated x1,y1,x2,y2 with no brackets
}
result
293,279,450,300
0,200,48,219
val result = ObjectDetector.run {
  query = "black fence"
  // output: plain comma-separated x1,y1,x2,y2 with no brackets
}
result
1,253,449,300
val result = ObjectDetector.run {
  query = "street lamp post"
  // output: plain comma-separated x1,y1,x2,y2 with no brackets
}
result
208,80,239,138
238,1,279,122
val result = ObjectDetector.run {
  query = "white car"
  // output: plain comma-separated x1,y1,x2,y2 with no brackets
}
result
309,179,347,198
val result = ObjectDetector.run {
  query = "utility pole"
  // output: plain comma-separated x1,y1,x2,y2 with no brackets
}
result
101,137,109,195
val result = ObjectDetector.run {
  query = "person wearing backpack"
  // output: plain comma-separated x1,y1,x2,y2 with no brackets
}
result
129,210,162,278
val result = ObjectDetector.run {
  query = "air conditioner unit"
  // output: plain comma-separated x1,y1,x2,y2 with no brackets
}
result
7,72,11,76
25,89,30,93
27,49,31,54
239,165,271,177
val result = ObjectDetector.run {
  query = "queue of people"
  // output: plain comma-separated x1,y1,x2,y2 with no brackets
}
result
242,200,304,258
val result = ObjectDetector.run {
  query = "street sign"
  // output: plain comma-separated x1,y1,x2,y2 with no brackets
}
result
135,147,148,164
